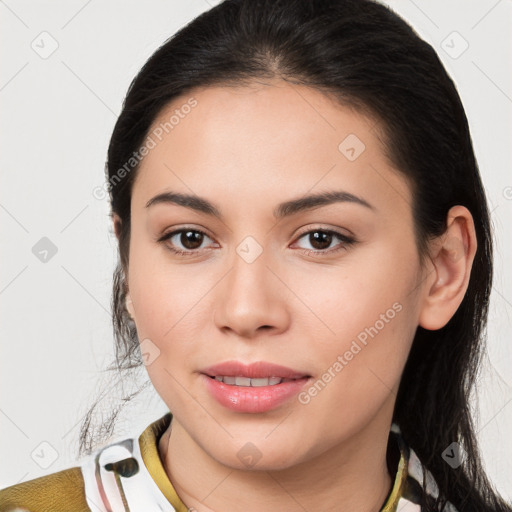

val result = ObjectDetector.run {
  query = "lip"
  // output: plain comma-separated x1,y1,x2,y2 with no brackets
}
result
200,360,310,379
200,360,311,413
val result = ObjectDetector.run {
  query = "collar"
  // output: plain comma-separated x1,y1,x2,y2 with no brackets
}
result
82,412,449,512
138,413,410,512
138,412,188,511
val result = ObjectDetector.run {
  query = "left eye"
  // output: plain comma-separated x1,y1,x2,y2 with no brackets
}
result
294,229,356,255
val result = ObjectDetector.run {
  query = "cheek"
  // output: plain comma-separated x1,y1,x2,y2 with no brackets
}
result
127,235,208,339
126,242,221,412
294,239,419,348
294,277,415,446
293,241,419,407
127,245,209,411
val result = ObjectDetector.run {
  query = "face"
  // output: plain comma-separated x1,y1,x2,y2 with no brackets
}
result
123,80,429,470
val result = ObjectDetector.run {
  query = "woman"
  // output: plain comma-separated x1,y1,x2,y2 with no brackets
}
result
1,0,510,511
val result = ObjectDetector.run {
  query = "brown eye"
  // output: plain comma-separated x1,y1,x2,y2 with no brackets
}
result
158,228,216,256
177,230,204,250
294,229,356,256
307,231,334,250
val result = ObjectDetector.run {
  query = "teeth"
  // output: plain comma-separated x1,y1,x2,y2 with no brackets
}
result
252,377,277,387
212,376,289,386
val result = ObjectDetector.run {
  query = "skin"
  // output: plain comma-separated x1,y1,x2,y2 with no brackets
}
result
115,79,477,512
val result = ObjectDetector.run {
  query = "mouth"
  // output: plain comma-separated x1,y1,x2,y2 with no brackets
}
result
200,360,311,387
206,375,307,387
200,361,313,413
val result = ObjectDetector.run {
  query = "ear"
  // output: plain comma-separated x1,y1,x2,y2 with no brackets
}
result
125,292,135,320
112,213,122,241
112,213,135,319
418,205,478,331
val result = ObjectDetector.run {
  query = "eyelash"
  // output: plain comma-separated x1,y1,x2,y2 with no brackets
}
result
157,227,356,258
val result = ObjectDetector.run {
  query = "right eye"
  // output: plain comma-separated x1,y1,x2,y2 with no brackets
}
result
158,228,217,256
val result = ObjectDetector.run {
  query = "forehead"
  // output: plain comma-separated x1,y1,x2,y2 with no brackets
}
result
132,81,412,218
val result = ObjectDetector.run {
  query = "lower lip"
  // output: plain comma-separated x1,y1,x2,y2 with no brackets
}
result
201,374,311,413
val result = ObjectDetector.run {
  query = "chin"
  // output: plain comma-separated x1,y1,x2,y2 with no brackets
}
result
210,443,302,472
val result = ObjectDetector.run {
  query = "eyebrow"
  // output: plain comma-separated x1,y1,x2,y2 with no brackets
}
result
145,189,375,219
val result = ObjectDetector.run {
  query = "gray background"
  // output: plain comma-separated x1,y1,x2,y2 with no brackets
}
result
1,0,511,500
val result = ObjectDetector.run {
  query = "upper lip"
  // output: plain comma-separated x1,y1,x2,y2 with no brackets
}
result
200,360,310,379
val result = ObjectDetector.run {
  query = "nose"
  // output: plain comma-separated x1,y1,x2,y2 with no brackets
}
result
213,240,290,339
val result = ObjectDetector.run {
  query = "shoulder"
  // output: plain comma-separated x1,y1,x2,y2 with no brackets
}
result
0,412,177,512
0,466,89,512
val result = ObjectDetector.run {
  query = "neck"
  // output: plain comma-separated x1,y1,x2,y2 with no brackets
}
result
159,415,394,512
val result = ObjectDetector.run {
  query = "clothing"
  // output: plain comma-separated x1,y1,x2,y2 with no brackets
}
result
0,412,457,512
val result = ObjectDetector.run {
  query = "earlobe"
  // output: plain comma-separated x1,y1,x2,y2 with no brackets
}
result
418,206,477,331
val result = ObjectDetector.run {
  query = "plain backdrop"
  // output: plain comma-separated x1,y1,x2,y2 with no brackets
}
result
1,0,511,501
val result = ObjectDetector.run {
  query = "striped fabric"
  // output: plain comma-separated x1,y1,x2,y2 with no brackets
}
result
389,423,459,512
